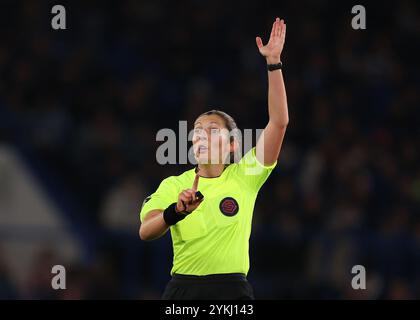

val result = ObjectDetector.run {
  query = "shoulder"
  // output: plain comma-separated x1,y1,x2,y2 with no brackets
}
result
227,147,277,192
160,167,196,188
237,147,277,170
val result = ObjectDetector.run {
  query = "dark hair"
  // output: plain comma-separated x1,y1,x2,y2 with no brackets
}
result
196,109,241,163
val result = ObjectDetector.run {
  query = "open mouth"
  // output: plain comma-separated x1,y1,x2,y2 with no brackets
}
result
195,144,209,155
198,145,208,153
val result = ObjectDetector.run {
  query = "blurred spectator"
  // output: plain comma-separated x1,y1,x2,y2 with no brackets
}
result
101,173,146,234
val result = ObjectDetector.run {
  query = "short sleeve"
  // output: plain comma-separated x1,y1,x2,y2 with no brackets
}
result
234,147,277,192
139,177,178,223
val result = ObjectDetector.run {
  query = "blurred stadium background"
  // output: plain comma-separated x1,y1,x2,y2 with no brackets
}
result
0,0,419,299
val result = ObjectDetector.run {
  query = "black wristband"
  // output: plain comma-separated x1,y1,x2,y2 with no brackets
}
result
163,203,187,226
267,61,283,71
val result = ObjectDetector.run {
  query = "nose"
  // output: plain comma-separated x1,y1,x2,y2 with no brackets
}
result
194,130,208,142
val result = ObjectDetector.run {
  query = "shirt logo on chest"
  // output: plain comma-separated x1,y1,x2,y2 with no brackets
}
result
219,197,239,217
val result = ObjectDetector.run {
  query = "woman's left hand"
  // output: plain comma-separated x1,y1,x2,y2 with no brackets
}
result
256,17,286,64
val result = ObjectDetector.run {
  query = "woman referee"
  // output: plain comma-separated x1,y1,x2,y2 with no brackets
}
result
139,18,288,300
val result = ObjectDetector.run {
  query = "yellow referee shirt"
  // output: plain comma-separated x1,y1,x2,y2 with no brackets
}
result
140,147,277,276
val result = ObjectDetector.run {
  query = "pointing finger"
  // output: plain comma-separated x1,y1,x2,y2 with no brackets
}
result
192,174,200,192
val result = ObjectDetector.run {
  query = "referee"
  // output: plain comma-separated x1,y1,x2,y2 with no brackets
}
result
139,18,288,300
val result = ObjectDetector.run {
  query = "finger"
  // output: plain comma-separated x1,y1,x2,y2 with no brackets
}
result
282,22,287,39
275,17,280,37
270,20,276,39
181,191,193,203
180,200,191,212
185,189,196,201
279,19,285,36
184,190,194,201
177,200,186,212
179,194,189,204
192,174,200,192
255,36,263,49
191,197,204,208
280,22,286,43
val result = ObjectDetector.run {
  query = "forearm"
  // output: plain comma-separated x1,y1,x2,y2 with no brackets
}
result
254,17,288,165
256,59,289,166
266,59,289,128
139,210,169,241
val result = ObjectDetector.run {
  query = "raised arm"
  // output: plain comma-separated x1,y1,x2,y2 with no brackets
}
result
255,17,289,166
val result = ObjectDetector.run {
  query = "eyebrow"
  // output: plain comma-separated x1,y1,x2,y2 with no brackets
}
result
194,121,220,127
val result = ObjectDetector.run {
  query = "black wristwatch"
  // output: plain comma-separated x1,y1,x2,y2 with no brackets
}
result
267,61,283,71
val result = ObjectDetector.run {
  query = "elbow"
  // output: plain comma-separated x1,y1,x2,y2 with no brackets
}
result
139,227,145,240
270,119,289,129
139,224,162,241
279,121,289,129
139,225,152,241
280,116,289,128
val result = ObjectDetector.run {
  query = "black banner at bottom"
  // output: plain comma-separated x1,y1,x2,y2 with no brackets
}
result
2,300,416,319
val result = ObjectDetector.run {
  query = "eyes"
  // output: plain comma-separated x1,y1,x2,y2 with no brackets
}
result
193,127,221,135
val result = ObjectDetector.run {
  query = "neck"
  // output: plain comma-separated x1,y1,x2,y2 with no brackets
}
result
197,163,226,178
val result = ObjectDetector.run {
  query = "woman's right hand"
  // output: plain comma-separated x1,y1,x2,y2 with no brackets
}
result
176,174,204,214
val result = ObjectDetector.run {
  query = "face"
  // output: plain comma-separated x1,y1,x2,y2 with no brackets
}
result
192,114,233,164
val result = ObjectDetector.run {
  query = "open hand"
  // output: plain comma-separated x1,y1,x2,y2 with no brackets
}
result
256,17,286,64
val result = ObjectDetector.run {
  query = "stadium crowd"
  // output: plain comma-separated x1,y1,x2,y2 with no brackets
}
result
0,0,419,299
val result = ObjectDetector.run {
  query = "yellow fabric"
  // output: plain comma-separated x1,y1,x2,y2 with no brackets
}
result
140,147,276,275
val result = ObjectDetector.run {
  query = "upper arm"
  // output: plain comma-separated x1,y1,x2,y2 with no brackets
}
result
139,177,178,223
234,146,277,192
256,120,287,166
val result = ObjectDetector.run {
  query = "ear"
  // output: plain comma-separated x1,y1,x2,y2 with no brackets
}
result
230,138,239,154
